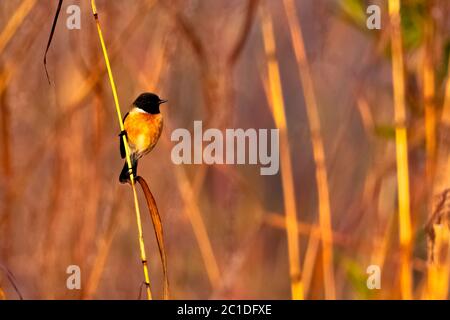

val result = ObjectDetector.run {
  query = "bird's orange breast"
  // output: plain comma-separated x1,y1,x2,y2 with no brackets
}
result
124,110,163,157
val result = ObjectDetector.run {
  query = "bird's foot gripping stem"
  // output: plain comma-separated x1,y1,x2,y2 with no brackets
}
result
119,130,128,139
119,161,138,184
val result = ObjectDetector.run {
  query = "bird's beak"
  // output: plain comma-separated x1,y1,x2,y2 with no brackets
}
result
159,99,168,105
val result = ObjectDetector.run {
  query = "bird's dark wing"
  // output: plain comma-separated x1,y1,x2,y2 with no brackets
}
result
123,112,129,122
120,137,126,159
119,112,129,159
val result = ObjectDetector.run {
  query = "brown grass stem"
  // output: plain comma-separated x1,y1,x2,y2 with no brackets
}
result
259,3,303,300
283,0,336,299
423,12,436,181
0,0,36,55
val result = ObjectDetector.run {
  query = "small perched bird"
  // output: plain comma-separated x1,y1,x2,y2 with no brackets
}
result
119,92,167,183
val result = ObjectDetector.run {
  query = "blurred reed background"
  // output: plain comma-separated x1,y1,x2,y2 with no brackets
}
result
0,0,449,299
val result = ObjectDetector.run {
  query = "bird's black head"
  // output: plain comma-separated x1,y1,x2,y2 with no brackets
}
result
133,92,167,114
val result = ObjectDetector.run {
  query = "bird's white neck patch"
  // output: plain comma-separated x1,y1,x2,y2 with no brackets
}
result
134,107,148,114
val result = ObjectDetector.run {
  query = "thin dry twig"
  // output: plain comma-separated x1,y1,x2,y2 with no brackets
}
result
0,264,23,300
43,0,63,84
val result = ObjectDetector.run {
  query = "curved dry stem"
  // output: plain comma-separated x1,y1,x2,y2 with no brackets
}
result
43,0,63,83
136,176,170,300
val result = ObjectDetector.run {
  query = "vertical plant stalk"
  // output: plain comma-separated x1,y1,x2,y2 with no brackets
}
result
173,166,222,288
0,0,36,55
83,219,120,299
422,3,449,299
426,15,450,300
0,0,38,250
0,67,12,261
260,69,317,298
81,185,121,299
300,234,320,297
260,4,303,300
90,0,152,300
283,0,336,299
388,0,413,300
423,10,436,182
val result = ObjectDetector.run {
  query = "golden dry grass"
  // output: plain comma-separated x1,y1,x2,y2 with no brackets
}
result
388,0,413,300
260,3,303,299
